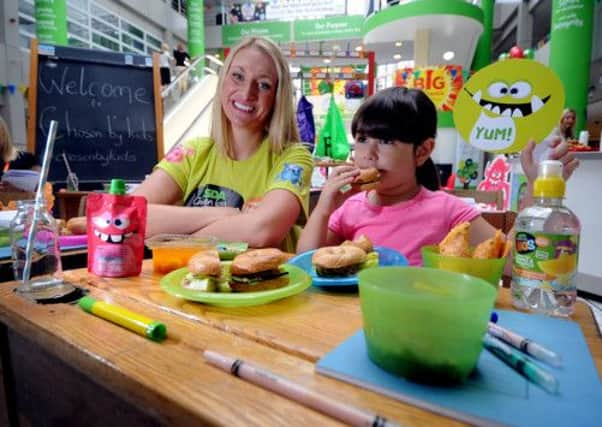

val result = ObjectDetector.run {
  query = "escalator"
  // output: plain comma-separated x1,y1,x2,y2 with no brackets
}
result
161,55,222,154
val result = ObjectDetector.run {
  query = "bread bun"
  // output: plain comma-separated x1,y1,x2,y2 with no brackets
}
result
230,248,290,275
354,168,380,191
188,249,221,276
66,216,87,235
229,275,289,293
341,235,373,254
312,245,366,269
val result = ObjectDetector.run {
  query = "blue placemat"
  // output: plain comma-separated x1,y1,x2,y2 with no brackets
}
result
0,244,87,260
316,310,602,427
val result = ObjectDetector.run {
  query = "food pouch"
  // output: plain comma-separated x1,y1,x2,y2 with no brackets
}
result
87,179,147,277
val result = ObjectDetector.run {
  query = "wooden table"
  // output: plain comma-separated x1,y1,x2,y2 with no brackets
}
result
0,261,600,426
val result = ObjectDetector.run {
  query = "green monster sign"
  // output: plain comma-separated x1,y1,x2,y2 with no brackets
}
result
35,0,67,45
549,0,594,132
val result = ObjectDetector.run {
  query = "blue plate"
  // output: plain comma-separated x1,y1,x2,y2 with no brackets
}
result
287,246,408,287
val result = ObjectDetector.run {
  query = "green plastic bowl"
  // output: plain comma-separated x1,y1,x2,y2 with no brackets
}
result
358,266,497,384
0,228,9,247
421,245,506,287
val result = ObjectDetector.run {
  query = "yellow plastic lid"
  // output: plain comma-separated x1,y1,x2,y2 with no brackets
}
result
533,160,565,198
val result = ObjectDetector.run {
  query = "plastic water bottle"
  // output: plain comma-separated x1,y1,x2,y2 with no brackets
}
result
511,160,580,316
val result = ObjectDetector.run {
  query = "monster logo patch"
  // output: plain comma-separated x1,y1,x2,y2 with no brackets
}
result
454,59,564,153
276,163,304,188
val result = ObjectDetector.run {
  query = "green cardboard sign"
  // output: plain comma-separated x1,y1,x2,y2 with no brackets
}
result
294,16,363,42
222,22,291,46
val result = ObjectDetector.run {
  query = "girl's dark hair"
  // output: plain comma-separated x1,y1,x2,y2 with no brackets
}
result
351,87,440,191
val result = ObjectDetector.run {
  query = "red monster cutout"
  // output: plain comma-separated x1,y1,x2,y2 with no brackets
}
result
87,193,147,277
477,155,511,210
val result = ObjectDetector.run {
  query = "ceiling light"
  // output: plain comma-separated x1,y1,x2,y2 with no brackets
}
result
393,54,402,60
395,41,402,47
323,58,331,64
443,51,455,61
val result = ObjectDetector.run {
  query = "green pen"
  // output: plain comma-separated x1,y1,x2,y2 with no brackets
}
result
483,334,559,394
78,296,167,342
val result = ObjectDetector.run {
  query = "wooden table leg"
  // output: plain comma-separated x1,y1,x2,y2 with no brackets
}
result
0,322,18,427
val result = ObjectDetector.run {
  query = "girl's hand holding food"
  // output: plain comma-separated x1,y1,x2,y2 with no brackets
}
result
313,166,361,216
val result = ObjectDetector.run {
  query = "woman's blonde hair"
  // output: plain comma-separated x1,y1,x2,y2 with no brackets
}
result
561,108,576,119
211,36,300,158
0,115,17,163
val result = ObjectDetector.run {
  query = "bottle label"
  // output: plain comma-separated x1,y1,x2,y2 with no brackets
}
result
513,232,579,291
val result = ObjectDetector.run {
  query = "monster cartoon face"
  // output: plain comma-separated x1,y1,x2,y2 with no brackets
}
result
454,59,564,153
277,163,304,188
91,205,140,244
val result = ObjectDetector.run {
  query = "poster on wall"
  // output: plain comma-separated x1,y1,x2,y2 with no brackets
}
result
227,1,268,23
302,66,367,97
454,138,483,189
266,0,346,21
226,0,347,23
395,65,464,111
510,172,528,213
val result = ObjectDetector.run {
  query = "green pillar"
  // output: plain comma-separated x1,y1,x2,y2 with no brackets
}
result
35,0,67,45
187,0,205,77
471,0,494,71
549,0,594,132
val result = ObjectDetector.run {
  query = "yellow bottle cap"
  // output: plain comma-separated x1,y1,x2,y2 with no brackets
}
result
533,160,565,198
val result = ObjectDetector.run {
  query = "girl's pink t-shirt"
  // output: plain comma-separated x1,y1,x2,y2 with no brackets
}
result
328,187,480,266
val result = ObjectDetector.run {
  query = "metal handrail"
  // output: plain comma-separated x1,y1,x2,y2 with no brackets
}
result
161,54,223,116
161,55,204,98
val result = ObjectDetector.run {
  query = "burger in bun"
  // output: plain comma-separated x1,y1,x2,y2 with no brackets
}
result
182,249,224,292
66,216,87,235
341,234,373,254
312,245,366,277
353,167,380,191
229,248,291,292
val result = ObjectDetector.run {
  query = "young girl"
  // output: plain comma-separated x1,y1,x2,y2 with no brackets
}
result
297,87,578,266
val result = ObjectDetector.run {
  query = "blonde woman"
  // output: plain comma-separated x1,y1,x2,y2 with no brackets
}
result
134,37,312,251
0,115,40,180
553,108,577,142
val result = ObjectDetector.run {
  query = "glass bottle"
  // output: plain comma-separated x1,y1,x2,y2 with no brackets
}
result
10,200,63,292
511,160,580,316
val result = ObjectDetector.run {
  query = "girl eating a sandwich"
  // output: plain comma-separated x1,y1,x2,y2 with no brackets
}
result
297,87,579,266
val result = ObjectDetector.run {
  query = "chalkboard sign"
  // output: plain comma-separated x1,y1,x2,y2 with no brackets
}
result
27,40,164,184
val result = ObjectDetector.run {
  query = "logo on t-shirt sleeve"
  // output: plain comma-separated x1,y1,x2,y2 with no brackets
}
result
165,143,195,163
276,163,304,188
185,184,244,208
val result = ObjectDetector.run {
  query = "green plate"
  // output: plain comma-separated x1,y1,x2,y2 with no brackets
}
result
160,263,312,307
